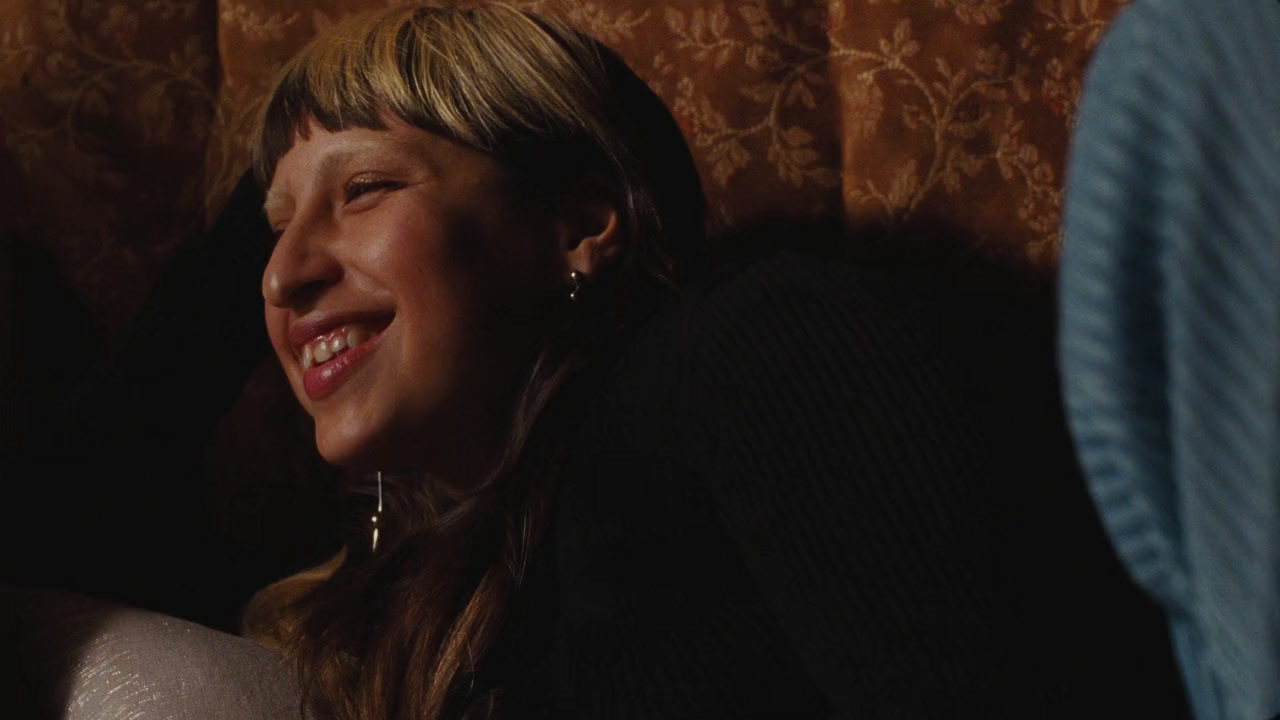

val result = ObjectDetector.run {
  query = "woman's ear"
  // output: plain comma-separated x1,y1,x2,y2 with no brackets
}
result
557,180,623,278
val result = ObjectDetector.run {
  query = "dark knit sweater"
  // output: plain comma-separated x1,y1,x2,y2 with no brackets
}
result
492,249,1190,718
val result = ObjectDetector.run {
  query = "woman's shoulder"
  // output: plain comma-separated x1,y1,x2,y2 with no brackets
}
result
665,243,951,401
581,239,958,432
566,238,975,506
2,588,302,719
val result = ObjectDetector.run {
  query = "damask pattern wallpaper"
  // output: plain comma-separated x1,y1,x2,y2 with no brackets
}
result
0,0,1127,617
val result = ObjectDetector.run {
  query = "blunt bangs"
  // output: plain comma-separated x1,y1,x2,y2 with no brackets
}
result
253,6,608,187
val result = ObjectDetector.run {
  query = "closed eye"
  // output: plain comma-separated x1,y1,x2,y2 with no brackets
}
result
343,178,404,204
263,210,288,245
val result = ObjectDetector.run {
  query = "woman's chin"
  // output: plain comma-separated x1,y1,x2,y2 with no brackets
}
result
311,414,492,487
315,428,434,478
313,427,387,473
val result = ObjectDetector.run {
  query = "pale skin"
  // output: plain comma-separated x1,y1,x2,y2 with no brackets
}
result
262,115,619,487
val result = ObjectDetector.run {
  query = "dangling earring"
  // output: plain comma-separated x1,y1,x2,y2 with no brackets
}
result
569,270,586,302
371,471,383,552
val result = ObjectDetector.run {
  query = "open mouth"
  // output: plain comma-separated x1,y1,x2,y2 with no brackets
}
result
301,324,377,370
296,316,393,401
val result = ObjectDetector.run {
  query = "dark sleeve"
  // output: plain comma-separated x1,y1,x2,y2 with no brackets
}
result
682,251,1181,717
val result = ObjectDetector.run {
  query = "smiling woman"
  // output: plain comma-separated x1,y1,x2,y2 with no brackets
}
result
48,3,1191,720
261,119,566,479
211,4,1201,720
240,5,712,719
0,2,1196,718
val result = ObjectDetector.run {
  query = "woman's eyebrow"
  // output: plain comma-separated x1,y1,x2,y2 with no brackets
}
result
262,135,441,216
261,146,371,216
315,146,366,180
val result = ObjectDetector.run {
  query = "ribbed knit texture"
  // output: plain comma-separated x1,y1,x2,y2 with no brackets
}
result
1059,2,1280,719
502,249,1189,718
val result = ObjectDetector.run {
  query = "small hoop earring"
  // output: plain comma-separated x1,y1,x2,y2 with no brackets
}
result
569,270,586,302
371,471,383,552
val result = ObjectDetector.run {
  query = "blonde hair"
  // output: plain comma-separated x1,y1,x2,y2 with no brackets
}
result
245,5,705,719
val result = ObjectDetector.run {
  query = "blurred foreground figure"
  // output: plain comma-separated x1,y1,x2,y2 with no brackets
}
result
1060,1,1280,719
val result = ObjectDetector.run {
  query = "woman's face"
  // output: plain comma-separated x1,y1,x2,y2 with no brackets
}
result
262,116,563,481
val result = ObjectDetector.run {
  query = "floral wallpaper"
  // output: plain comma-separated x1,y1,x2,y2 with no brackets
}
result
1,0,218,330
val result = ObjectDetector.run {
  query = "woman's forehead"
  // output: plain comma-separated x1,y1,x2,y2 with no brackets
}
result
264,122,444,195
263,120,509,218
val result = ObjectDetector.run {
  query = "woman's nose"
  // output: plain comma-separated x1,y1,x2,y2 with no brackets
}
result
262,223,342,308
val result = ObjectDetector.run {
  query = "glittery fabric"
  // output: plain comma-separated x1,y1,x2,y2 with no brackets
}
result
3,589,304,719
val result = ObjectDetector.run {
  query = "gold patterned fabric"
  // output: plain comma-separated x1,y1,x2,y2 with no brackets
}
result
0,0,1127,594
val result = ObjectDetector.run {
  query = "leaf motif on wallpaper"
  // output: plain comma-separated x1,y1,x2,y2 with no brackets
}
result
1,17,28,46
973,43,1010,78
708,139,752,187
1040,57,1082,120
899,102,929,132
43,50,72,76
785,75,819,109
560,4,650,44
738,1,774,40
664,4,685,32
993,121,1060,236
842,73,885,140
941,147,973,193
514,1,649,45
878,19,919,63
170,35,211,76
827,1,848,30
831,8,1074,237
201,80,277,219
666,5,736,68
932,61,971,99
1035,0,1114,46
770,126,823,186
220,2,301,42
739,81,782,104
938,0,1012,26
782,126,814,147
0,21,36,87
1,0,218,232
312,9,335,34
674,80,734,161
945,108,986,141
884,159,919,213
743,42,784,71
662,1,839,191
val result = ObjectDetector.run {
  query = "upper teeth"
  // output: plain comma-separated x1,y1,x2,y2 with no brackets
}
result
302,326,369,370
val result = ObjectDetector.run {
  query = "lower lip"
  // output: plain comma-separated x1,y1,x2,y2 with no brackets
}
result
301,331,385,401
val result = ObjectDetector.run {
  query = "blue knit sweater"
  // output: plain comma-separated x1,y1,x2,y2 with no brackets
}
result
1060,2,1280,719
